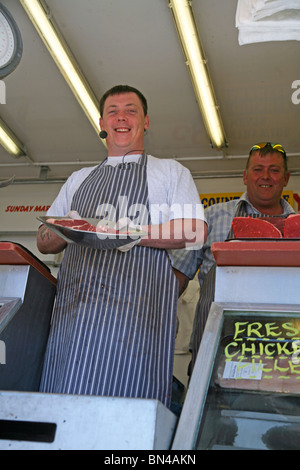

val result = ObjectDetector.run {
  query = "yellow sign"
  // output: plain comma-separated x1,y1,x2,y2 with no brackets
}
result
200,191,294,209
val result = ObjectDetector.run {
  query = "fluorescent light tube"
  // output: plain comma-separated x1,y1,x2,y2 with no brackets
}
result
20,0,101,136
169,0,227,149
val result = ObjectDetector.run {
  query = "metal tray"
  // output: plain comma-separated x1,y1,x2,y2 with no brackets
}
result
227,238,300,242
37,217,148,250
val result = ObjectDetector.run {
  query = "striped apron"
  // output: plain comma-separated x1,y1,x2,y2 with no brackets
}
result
189,201,250,374
40,154,178,408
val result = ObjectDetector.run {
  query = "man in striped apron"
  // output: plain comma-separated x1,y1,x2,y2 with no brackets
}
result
172,142,295,376
37,85,207,408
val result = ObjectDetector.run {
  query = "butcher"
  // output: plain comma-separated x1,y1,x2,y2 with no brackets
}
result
172,142,295,376
37,84,207,408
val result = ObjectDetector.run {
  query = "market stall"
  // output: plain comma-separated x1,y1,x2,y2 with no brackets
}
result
0,242,177,450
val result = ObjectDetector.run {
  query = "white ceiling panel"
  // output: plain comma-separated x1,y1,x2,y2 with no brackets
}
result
0,0,299,183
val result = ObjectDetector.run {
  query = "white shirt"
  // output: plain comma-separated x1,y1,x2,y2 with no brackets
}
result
47,154,205,224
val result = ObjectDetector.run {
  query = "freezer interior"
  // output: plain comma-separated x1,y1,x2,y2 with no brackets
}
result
173,304,300,450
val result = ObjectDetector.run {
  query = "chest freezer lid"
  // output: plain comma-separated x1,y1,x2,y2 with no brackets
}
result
212,240,300,267
0,242,56,285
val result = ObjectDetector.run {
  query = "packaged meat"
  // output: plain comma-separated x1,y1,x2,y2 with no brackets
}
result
232,217,283,239
283,214,300,238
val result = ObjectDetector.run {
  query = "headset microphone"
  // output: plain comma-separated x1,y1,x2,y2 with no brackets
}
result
99,130,108,139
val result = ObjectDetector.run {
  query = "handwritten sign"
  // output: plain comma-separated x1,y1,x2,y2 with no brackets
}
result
218,317,300,392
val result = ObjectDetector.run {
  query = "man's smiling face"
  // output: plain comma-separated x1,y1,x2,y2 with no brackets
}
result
243,150,290,214
100,92,149,156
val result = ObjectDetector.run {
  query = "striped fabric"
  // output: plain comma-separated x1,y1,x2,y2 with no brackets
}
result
189,200,249,373
187,197,295,374
40,155,178,408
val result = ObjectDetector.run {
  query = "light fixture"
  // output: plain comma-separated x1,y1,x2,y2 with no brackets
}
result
169,0,227,149
0,116,26,157
20,0,101,137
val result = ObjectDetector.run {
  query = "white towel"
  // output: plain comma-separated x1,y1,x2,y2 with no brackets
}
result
251,0,300,20
236,0,300,44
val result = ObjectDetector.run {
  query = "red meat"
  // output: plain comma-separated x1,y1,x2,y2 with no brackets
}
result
50,219,96,232
257,216,285,236
78,223,96,232
232,217,282,239
48,218,132,235
50,219,85,227
283,214,300,238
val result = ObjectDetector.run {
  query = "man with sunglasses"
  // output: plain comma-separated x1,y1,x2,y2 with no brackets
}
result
172,142,295,376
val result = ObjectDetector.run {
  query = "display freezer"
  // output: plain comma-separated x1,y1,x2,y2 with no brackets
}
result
0,242,57,391
0,242,177,450
173,241,300,450
7,238,300,450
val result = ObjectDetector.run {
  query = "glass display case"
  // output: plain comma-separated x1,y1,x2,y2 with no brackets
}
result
172,302,300,450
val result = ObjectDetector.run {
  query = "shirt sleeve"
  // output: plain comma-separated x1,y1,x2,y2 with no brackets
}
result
46,166,96,217
171,246,203,279
147,156,206,224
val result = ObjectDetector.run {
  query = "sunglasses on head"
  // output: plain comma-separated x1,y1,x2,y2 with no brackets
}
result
250,142,286,157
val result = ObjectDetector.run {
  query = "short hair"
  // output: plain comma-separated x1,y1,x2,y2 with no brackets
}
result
99,85,148,117
246,144,288,174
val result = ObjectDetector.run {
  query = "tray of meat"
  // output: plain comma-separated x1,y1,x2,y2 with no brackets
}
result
230,215,300,241
37,216,148,250
231,216,283,239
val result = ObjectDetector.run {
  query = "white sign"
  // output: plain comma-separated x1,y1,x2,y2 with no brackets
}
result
0,183,63,232
223,360,263,381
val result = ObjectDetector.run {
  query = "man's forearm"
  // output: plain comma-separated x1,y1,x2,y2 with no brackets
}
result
37,225,67,254
139,219,207,249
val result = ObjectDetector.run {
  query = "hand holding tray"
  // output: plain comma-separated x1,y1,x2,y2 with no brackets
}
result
37,216,148,251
